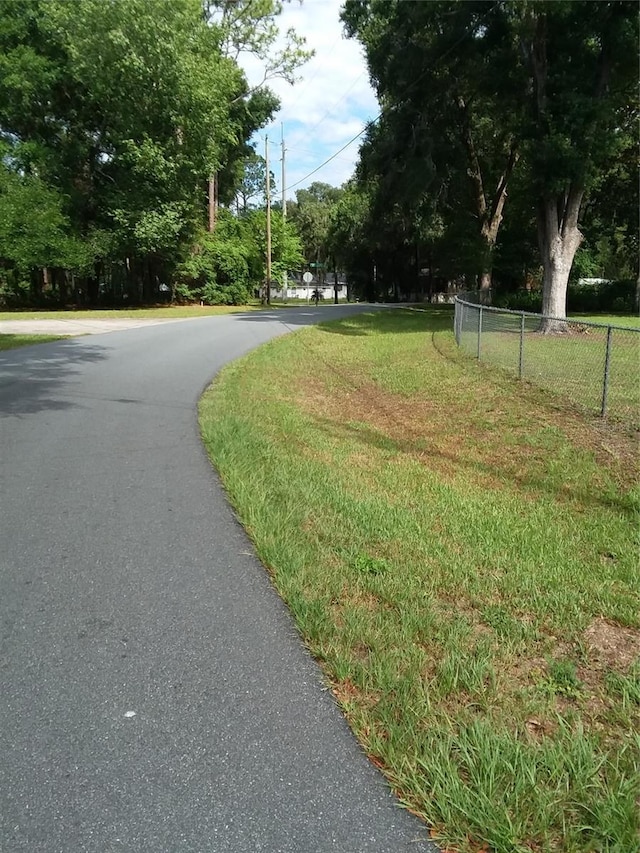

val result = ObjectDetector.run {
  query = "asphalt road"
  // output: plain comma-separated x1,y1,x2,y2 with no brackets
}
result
1,306,435,853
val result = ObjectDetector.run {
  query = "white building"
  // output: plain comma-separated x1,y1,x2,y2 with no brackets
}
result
271,275,348,301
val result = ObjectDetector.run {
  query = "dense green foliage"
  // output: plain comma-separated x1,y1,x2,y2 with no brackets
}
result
174,207,302,304
336,0,638,314
0,0,306,307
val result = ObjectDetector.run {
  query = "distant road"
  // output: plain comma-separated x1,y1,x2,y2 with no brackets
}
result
1,306,434,852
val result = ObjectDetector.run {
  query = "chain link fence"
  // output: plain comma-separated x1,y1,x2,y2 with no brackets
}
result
454,293,640,426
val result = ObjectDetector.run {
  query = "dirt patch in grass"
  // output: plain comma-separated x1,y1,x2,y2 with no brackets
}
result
583,617,640,669
331,677,381,714
296,371,639,503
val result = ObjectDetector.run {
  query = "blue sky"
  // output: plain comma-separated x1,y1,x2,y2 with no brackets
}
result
240,0,378,199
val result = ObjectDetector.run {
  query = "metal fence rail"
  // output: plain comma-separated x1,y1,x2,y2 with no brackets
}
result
454,294,640,425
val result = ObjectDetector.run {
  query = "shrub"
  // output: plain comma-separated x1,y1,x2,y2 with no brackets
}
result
493,280,636,315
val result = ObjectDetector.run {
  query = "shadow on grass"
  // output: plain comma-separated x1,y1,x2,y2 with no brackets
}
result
0,338,108,417
229,303,390,330
306,411,636,517
229,303,455,335
316,306,455,337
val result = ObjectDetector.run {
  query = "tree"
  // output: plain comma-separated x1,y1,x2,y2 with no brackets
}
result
246,208,304,290
516,1,638,329
289,182,343,278
328,181,376,300
343,0,638,323
343,0,524,291
0,162,90,304
234,150,275,213
0,0,309,307
204,0,313,93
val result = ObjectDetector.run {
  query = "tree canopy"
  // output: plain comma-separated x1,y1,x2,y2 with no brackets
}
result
0,0,307,307
341,0,639,316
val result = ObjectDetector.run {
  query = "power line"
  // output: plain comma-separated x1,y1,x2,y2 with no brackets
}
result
303,70,367,137
282,2,500,194
283,123,372,193
287,145,355,163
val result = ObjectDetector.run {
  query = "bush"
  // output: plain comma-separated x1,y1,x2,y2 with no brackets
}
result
0,274,31,308
493,280,636,315
201,279,251,305
175,220,254,305
568,279,636,314
492,289,542,312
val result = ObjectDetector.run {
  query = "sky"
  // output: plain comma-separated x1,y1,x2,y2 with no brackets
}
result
240,0,379,199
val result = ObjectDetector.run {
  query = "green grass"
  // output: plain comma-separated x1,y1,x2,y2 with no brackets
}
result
569,313,640,329
0,333,68,350
458,310,640,425
199,307,640,853
0,304,259,321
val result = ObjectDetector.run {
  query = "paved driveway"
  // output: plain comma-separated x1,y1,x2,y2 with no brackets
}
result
0,307,434,852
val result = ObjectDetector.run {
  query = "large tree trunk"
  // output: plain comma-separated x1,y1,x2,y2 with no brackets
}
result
86,261,101,306
30,268,42,304
538,187,584,333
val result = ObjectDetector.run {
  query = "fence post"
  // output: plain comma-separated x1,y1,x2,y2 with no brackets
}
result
518,312,525,378
601,326,613,417
477,305,483,360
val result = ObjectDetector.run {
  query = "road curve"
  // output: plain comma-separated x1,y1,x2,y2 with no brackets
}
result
1,306,435,853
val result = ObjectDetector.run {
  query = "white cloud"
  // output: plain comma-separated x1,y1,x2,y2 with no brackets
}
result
239,0,378,195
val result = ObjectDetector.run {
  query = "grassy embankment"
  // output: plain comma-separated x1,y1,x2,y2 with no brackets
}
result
199,307,639,853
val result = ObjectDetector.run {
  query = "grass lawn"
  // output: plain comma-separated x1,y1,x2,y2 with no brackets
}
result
0,333,68,351
0,304,259,321
200,307,639,853
570,313,640,329
458,309,639,426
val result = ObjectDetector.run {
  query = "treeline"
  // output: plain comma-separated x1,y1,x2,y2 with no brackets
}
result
2,1,637,316
0,0,306,308
331,0,638,320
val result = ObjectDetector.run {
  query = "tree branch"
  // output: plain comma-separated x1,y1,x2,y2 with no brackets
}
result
457,95,487,219
530,11,547,123
488,137,518,227
561,182,584,238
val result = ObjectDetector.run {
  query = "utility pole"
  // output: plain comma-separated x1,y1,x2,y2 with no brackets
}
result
281,125,286,219
281,125,287,302
265,135,271,306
